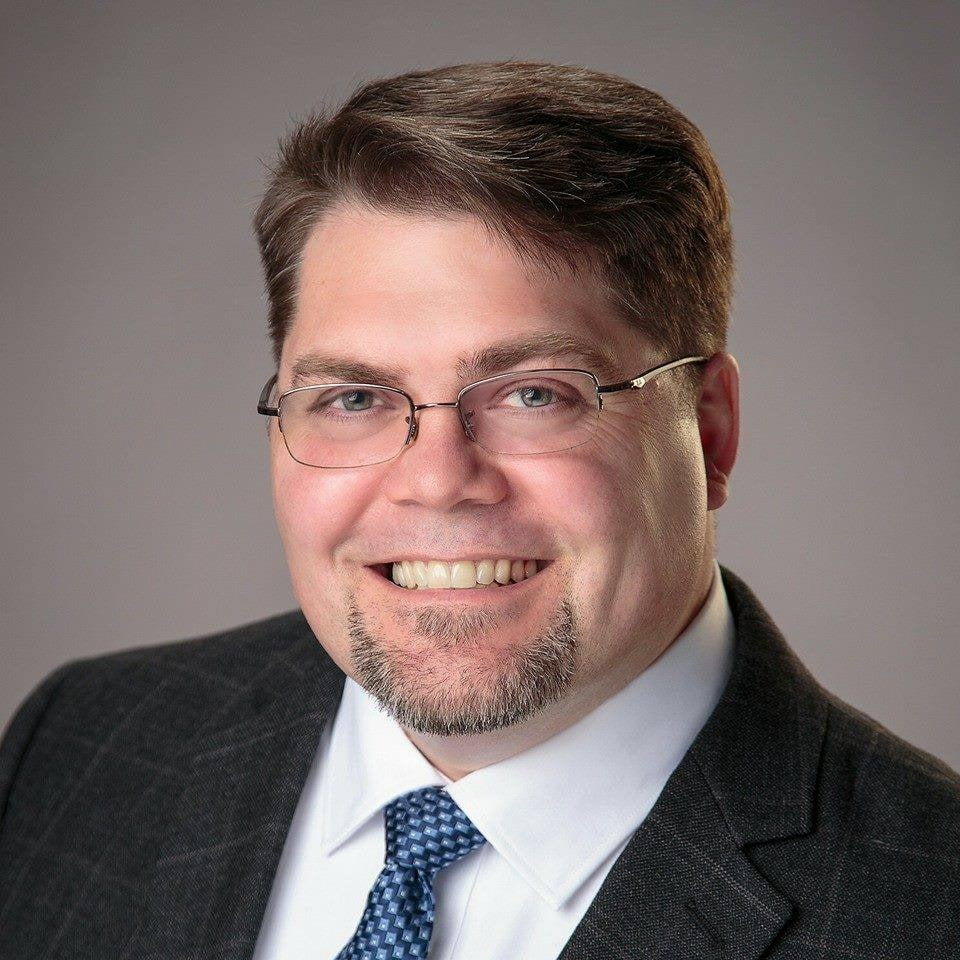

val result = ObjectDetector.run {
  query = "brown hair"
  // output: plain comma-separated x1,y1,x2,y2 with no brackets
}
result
253,60,733,407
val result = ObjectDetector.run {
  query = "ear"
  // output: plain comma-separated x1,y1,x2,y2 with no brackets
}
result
696,353,740,512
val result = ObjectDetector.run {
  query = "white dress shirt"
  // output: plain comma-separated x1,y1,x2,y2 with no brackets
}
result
253,558,735,960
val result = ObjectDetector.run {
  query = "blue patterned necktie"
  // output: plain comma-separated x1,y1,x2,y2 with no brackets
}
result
334,785,487,960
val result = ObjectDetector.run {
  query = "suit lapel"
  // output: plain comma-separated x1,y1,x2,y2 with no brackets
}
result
558,565,829,959
128,617,346,959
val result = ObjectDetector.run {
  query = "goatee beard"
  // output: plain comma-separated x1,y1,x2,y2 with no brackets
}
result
346,594,581,736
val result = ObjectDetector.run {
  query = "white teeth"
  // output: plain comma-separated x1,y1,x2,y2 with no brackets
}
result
426,561,451,589
388,558,543,589
450,561,476,589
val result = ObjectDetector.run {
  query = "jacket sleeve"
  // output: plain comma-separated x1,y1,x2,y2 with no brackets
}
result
0,661,77,830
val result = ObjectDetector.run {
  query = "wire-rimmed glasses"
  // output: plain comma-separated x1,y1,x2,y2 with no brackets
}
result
257,355,709,469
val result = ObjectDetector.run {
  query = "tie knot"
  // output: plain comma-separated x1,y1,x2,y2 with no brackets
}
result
384,786,486,880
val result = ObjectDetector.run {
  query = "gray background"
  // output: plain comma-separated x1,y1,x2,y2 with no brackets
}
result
3,1,958,767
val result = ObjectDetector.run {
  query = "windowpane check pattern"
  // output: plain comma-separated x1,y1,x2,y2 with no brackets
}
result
334,786,486,960
258,355,708,469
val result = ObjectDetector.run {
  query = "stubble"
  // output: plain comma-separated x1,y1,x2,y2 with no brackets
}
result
346,593,581,736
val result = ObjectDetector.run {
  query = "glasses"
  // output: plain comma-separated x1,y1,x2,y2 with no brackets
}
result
257,355,708,469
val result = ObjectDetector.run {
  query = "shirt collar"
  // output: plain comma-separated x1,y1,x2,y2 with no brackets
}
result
321,558,734,910
318,672,449,858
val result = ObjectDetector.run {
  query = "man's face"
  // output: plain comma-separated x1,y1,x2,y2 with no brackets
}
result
271,203,723,738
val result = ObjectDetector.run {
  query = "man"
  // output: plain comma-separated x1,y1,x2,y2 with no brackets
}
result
1,61,957,959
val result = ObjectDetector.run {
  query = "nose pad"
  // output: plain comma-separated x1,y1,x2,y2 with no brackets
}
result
403,407,477,448
461,408,477,441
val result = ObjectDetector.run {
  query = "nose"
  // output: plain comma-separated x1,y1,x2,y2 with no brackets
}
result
381,404,507,510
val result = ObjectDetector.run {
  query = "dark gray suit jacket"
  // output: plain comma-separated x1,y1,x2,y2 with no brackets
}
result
1,565,958,958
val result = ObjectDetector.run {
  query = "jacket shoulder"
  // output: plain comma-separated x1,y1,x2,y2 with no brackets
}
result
66,607,313,680
0,609,313,819
785,687,960,950
33,607,310,705
821,687,960,835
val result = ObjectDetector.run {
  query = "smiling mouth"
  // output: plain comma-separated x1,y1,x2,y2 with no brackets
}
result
368,560,553,593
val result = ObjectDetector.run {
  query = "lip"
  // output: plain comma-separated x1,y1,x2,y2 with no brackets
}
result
362,553,553,565
363,559,553,603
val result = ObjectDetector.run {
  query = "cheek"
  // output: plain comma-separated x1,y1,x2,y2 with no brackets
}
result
270,439,375,563
513,434,645,566
271,465,316,552
542,409,705,591
557,414,664,534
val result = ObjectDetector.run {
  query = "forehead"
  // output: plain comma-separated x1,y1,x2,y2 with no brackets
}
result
281,205,644,387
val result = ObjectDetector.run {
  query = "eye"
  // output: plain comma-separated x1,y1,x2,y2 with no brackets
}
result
331,389,378,412
504,384,556,408
305,388,385,414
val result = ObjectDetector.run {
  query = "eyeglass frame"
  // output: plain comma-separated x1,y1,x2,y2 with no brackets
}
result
257,354,709,468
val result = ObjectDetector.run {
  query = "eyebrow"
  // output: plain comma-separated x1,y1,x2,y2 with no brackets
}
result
287,331,624,391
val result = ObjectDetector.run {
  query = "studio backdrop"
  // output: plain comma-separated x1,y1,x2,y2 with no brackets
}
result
2,0,957,767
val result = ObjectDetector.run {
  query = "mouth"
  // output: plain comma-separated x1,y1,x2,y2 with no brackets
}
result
365,559,554,603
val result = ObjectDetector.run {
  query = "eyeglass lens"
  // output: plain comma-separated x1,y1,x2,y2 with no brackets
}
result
277,370,600,468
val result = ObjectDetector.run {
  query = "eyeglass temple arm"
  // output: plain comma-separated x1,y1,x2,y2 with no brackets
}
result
596,355,709,394
258,373,279,416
